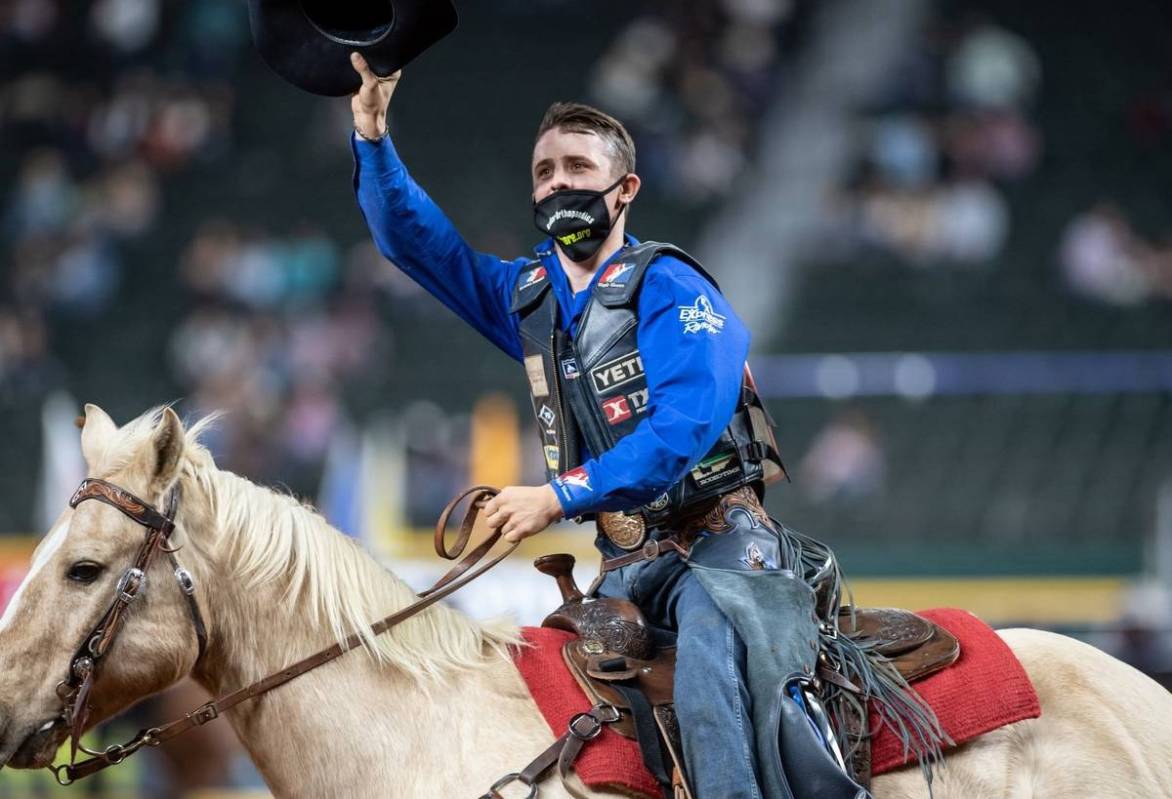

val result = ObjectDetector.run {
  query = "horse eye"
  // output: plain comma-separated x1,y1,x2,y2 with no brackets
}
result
67,561,105,584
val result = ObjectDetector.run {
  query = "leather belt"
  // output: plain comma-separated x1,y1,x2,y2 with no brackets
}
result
598,486,768,573
599,536,691,573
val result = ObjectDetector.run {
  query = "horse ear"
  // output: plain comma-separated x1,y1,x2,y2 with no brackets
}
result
152,407,185,489
80,403,117,467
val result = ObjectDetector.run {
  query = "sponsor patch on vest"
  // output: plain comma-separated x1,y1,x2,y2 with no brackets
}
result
525,354,549,397
591,352,645,393
561,357,580,380
690,453,739,487
558,467,592,491
678,295,726,335
627,388,649,414
544,445,560,471
601,395,632,425
521,266,548,289
598,261,635,288
538,404,556,428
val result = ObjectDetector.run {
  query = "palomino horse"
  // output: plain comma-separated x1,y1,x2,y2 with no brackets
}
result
0,405,1170,798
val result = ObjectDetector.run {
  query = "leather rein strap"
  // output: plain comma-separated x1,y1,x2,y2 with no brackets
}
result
50,483,511,785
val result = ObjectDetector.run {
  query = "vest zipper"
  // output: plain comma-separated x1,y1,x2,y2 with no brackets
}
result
550,326,570,473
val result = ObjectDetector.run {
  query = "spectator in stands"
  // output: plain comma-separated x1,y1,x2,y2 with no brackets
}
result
1059,201,1153,305
798,409,885,503
946,15,1041,111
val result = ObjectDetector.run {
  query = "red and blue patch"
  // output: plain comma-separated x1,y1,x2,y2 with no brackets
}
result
598,261,635,288
522,266,548,289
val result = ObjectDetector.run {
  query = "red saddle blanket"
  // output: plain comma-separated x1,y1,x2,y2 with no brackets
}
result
514,607,1041,797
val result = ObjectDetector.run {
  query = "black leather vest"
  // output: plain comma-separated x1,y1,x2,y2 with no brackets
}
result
510,241,785,525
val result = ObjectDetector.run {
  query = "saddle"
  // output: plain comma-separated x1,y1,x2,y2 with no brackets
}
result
535,553,961,795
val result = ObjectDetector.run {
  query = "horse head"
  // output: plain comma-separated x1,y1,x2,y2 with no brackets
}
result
0,404,208,771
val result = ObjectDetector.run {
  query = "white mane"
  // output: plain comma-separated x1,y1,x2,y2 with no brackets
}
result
101,408,520,684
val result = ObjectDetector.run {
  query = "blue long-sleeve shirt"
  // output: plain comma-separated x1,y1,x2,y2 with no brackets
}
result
352,133,750,519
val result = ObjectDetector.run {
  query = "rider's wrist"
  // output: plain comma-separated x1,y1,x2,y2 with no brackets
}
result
354,120,388,143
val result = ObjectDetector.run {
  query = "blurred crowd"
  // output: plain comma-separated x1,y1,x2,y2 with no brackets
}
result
832,13,1041,266
0,0,244,395
590,0,810,203
168,223,399,496
0,0,421,500
825,8,1172,311
1056,46,1172,307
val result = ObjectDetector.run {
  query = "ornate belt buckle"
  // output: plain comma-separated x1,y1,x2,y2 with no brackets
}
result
597,511,647,551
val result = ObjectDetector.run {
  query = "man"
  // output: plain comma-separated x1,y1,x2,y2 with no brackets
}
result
348,53,869,799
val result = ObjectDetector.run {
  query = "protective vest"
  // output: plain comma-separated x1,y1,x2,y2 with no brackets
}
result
510,241,785,525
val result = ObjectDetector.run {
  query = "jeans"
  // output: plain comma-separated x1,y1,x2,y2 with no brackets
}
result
595,537,764,799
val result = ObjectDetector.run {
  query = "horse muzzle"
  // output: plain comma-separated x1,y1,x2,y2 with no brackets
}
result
4,717,65,769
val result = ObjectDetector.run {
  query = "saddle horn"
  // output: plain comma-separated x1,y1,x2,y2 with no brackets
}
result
534,553,583,603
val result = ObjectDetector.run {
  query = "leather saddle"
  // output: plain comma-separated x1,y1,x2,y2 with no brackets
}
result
535,554,960,795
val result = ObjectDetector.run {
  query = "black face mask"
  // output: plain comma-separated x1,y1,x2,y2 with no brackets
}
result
533,176,627,262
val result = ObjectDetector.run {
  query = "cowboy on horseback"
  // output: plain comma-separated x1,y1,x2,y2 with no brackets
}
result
349,54,883,799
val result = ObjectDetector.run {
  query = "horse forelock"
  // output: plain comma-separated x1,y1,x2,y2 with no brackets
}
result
163,412,519,685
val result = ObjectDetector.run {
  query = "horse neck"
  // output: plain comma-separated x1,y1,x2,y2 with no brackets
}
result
177,468,548,796
192,592,539,797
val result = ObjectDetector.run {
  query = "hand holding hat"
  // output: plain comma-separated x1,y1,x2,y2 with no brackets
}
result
351,53,401,141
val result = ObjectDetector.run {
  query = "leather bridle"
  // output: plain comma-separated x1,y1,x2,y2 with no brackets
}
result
45,481,510,786
50,477,207,784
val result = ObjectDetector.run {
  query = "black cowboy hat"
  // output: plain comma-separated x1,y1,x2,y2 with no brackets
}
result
247,0,457,97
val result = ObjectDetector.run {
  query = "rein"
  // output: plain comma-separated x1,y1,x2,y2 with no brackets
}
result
48,482,510,786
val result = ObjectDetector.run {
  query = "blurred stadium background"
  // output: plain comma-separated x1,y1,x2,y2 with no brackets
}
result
2,0,1171,794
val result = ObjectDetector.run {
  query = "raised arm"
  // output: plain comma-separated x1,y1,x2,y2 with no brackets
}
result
349,54,525,360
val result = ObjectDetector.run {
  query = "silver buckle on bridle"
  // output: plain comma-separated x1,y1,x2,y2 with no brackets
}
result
174,567,196,596
114,568,145,604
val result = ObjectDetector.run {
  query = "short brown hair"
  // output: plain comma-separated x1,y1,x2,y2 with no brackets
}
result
535,102,636,177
